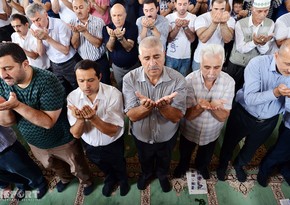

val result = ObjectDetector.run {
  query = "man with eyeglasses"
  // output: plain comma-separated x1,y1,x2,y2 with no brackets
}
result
10,13,50,70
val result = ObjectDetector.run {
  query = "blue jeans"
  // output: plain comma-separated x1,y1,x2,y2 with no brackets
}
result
0,141,46,190
191,60,200,71
166,56,190,77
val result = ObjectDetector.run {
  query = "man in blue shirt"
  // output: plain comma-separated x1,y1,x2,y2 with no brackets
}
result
217,39,290,182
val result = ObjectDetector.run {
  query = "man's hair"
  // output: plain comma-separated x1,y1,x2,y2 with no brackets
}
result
11,13,29,25
278,39,290,57
25,3,46,18
138,36,164,55
0,43,27,64
74,60,101,78
233,0,243,5
211,0,226,6
72,0,89,5
200,44,225,64
143,0,158,7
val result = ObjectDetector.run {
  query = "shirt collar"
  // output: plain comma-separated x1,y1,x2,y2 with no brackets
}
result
79,82,105,104
249,15,264,27
271,54,280,73
77,14,92,25
48,17,54,30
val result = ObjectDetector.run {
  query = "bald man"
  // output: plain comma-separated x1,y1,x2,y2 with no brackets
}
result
217,39,290,182
102,3,139,91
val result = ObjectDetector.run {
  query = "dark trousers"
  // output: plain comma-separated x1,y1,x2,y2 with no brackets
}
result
133,132,177,180
50,53,81,95
222,61,245,93
94,54,111,85
0,141,46,190
219,103,279,168
0,24,14,42
259,122,290,180
82,137,128,184
177,135,217,171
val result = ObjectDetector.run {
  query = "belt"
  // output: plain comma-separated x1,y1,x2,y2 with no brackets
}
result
237,103,270,123
51,53,78,66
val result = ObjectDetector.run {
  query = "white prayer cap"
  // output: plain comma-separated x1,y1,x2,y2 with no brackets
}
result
252,0,271,8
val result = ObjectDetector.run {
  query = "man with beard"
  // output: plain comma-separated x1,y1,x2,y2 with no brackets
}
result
0,43,94,196
166,0,196,76
70,0,111,85
173,44,235,179
136,0,169,49
123,36,187,192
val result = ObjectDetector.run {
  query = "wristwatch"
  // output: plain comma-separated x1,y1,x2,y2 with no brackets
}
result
183,26,189,30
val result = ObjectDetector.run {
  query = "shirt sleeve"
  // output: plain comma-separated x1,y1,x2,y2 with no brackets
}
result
235,21,257,54
58,21,72,47
243,58,277,106
274,19,289,40
122,72,140,113
101,89,124,127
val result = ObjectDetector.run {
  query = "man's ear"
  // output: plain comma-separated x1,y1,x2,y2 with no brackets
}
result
22,59,30,70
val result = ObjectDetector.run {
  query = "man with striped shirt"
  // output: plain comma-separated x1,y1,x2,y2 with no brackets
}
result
70,0,111,85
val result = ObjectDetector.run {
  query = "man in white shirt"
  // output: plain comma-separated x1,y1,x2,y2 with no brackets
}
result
51,0,76,24
10,13,50,70
26,3,80,95
67,60,129,197
166,0,196,77
193,0,235,71
274,12,290,48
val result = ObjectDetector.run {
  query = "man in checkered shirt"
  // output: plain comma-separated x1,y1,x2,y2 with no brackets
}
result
174,44,235,179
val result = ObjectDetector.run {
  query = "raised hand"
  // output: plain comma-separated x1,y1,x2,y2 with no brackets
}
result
210,99,227,110
0,92,20,111
135,91,156,109
155,92,178,108
80,104,97,120
67,104,83,119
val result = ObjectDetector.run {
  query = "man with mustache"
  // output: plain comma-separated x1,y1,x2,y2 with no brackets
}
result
0,43,94,196
217,39,290,183
174,44,235,179
10,13,50,70
136,0,169,49
67,60,130,197
70,0,111,85
123,36,187,192
223,0,274,93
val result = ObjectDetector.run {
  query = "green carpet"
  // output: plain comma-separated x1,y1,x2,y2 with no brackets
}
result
1,117,290,205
